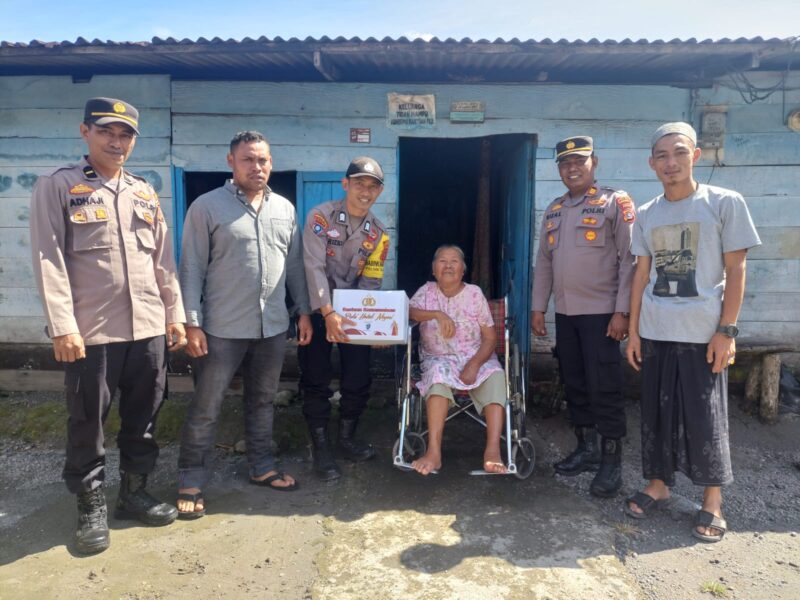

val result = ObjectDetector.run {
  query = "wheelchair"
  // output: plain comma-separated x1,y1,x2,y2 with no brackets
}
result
391,296,535,478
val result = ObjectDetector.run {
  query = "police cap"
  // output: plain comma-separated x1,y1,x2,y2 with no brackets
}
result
345,156,384,184
84,97,140,134
555,136,593,162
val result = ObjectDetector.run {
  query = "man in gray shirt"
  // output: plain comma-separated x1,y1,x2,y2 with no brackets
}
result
176,131,312,518
625,122,760,543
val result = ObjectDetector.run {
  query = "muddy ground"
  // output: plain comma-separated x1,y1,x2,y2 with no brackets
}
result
0,385,798,600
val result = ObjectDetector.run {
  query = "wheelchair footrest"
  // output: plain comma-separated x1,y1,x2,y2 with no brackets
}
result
469,463,518,476
393,459,438,475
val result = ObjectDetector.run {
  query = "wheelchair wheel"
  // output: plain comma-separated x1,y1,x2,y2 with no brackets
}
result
511,437,536,480
392,432,426,463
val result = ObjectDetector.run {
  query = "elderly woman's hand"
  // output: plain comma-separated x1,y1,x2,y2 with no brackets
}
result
459,359,480,385
434,311,456,339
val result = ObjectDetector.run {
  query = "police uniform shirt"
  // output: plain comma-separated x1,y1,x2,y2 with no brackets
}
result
303,199,390,311
30,157,185,345
532,185,636,316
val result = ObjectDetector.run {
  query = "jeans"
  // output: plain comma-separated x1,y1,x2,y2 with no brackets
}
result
178,332,287,489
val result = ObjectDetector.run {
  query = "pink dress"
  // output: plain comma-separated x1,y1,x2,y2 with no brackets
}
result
409,282,503,397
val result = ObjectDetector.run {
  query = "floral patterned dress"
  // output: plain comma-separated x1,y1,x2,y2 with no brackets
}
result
409,282,503,397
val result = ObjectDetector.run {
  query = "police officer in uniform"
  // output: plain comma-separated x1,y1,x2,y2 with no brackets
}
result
301,157,390,480
531,136,636,497
29,98,186,554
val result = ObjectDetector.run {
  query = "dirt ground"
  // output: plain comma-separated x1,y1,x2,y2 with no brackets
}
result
0,385,798,600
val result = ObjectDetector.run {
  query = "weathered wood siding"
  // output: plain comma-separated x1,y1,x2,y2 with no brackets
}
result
1,73,797,347
691,72,800,343
0,75,172,342
172,76,800,349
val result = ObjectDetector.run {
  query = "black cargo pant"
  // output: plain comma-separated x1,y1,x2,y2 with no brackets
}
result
299,313,371,428
555,313,626,439
63,335,167,494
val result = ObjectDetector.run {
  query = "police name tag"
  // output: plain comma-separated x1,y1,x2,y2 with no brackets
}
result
332,290,409,346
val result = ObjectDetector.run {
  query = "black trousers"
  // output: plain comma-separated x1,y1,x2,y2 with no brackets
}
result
63,335,167,494
299,313,371,428
555,313,626,439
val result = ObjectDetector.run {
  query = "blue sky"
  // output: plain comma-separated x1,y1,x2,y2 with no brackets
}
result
2,0,798,43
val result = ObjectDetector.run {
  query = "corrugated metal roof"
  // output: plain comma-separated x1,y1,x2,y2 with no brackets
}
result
1,36,797,84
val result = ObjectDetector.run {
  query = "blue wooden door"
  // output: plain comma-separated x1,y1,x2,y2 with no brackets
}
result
499,137,535,376
296,171,344,224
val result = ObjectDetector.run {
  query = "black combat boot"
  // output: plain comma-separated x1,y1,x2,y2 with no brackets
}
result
114,471,178,526
309,425,342,481
337,418,376,462
75,487,110,555
553,426,601,476
590,437,623,498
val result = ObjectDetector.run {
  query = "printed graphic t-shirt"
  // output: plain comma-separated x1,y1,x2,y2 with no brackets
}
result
631,184,761,343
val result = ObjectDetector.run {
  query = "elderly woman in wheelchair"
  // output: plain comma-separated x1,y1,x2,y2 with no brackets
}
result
406,245,508,475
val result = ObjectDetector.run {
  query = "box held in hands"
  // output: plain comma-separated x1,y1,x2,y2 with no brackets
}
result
332,290,409,345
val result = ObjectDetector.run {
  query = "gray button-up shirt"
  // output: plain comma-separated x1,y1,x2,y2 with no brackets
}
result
180,181,310,339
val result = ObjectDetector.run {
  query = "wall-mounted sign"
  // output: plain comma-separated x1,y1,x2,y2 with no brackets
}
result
387,93,436,130
450,101,485,123
350,128,371,143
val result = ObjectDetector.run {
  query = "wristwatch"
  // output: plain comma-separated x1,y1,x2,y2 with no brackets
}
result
716,324,739,338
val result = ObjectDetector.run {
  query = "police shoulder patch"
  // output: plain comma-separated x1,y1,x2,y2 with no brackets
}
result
313,213,329,229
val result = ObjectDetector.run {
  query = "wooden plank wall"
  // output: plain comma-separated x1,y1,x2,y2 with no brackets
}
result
171,79,692,352
1,73,797,347
531,71,800,349
0,75,172,343
170,80,690,306
693,72,800,343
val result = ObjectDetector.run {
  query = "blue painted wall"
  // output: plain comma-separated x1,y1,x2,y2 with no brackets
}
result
1,73,798,347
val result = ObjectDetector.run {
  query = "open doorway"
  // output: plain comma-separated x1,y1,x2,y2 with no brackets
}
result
397,133,537,377
397,135,535,298
184,170,298,209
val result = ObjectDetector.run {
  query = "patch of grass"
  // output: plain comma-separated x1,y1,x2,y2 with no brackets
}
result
0,393,311,452
0,399,67,443
274,410,309,452
700,581,728,597
613,521,641,537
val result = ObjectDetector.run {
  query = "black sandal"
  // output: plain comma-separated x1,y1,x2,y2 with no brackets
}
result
177,491,206,520
692,510,727,543
624,491,666,519
250,471,299,492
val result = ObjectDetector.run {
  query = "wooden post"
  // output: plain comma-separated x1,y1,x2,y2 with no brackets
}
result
759,354,781,424
742,361,762,414
471,138,492,297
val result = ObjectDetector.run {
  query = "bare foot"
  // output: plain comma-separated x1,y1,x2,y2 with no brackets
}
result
177,487,204,515
627,480,670,516
411,451,441,476
483,450,507,474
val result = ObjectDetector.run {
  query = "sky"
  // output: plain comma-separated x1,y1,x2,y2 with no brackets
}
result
1,0,799,44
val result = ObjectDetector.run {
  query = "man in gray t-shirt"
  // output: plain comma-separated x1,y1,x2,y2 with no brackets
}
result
625,122,760,544
631,183,760,343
